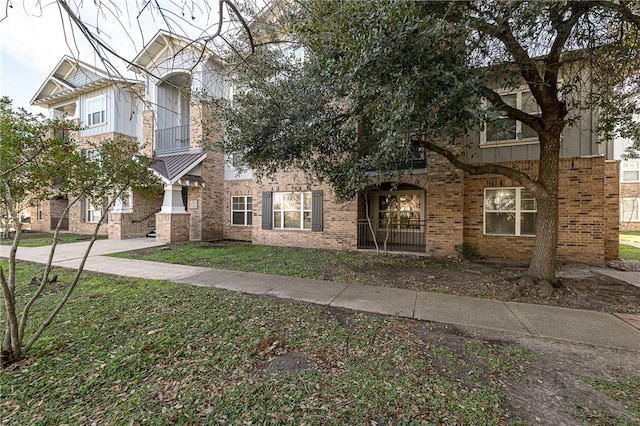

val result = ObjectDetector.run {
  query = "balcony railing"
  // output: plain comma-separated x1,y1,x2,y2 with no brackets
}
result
155,124,190,154
357,219,426,253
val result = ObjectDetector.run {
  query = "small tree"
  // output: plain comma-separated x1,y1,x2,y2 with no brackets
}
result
0,98,160,363
219,0,640,283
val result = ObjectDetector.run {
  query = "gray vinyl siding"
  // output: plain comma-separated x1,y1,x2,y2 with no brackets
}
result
64,68,102,87
465,109,602,163
77,87,113,137
76,86,142,139
112,87,143,140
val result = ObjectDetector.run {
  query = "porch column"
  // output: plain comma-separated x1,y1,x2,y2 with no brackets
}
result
160,184,186,213
156,184,190,243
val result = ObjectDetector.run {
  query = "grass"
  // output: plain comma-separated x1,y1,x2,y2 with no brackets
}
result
1,262,521,425
110,241,452,284
577,368,640,425
0,231,106,247
619,244,640,260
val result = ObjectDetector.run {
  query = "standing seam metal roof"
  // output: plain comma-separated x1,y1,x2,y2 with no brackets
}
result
151,152,206,182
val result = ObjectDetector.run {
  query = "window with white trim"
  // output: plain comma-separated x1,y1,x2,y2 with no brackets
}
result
481,89,540,146
37,203,43,221
113,190,133,213
621,198,640,222
86,199,102,223
484,188,537,236
231,195,252,226
621,159,640,182
273,192,312,230
86,95,106,126
85,148,101,163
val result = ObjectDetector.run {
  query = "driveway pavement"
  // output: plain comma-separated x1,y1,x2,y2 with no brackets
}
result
2,238,639,352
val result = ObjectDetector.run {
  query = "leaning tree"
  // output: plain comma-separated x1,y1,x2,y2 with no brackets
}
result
0,98,160,363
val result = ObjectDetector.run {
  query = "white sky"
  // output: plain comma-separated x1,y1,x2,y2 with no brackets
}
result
0,0,254,114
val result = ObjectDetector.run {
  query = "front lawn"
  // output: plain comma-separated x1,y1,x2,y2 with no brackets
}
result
2,263,517,425
110,241,454,284
0,231,106,247
2,263,639,424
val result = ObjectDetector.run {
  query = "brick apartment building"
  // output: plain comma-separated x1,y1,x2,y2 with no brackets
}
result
28,33,621,264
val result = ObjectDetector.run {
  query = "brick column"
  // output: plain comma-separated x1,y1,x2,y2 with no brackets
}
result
155,213,190,243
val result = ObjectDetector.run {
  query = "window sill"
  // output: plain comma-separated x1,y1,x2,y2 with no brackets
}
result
480,139,539,149
230,224,252,227
84,122,107,129
483,233,536,238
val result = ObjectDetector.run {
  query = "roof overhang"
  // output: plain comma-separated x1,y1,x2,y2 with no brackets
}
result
30,55,141,108
151,151,207,185
129,30,223,74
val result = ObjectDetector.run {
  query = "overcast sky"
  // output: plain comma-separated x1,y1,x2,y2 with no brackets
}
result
0,1,251,114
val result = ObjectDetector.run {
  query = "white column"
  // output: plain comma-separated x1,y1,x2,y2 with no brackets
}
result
160,184,186,213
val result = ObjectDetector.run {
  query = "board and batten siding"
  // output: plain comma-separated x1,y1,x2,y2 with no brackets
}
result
465,107,608,164
77,86,142,140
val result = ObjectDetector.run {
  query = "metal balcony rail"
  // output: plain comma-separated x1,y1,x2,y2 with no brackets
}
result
357,219,427,253
155,124,190,154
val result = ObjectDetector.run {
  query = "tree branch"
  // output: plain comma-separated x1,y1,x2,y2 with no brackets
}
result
417,137,543,195
594,1,640,27
479,86,544,131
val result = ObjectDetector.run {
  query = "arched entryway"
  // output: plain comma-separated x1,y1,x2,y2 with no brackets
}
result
50,195,69,231
357,183,426,253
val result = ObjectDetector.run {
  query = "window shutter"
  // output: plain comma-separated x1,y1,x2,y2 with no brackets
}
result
103,196,109,223
311,190,323,232
261,191,272,230
80,197,86,222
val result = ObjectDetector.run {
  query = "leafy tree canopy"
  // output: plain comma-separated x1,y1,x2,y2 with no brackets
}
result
219,0,640,200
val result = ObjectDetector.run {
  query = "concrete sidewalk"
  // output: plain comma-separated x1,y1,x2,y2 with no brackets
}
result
3,238,639,352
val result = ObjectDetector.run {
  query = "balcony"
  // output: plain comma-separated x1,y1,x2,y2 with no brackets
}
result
357,219,426,253
155,125,190,154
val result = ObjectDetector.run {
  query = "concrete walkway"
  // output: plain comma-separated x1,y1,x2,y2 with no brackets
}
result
2,238,639,352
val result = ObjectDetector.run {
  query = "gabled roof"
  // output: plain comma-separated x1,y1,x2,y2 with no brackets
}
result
151,151,207,185
129,30,222,73
30,56,140,107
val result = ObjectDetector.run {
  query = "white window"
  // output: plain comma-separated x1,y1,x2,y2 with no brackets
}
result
621,159,640,182
282,45,305,62
273,192,312,230
86,200,102,223
113,190,132,213
231,196,252,226
37,203,43,221
86,95,106,126
230,153,246,170
484,188,537,236
621,198,640,222
85,148,101,162
481,89,540,146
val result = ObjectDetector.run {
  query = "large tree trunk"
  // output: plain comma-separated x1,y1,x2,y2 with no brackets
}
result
527,131,561,282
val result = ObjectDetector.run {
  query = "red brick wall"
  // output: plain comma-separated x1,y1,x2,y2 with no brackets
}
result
252,172,358,250
223,179,254,241
604,161,620,259
423,151,465,257
463,156,615,264
107,191,162,239
249,153,465,257
155,212,190,243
